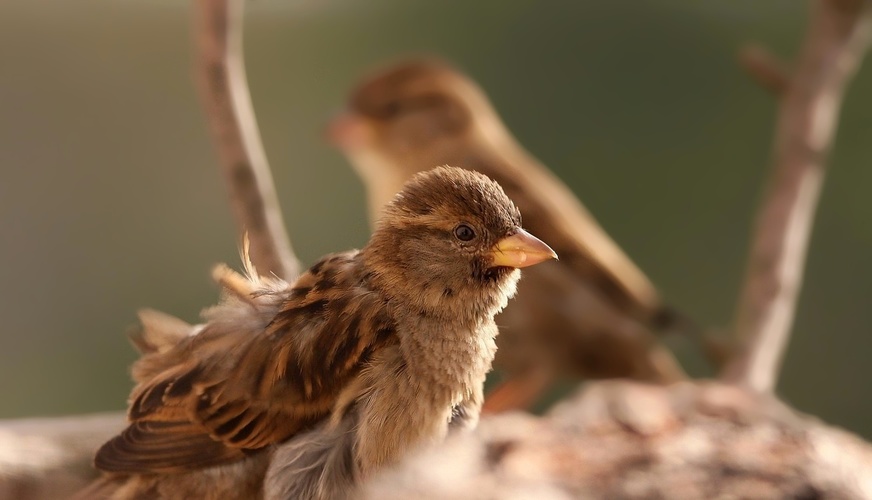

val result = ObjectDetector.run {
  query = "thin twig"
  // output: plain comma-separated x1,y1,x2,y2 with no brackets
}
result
722,0,872,392
193,0,301,280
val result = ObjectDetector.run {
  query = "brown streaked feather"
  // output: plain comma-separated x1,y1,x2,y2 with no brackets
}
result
95,250,397,474
95,421,247,473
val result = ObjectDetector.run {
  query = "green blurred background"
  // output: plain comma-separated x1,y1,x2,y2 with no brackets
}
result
2,0,871,437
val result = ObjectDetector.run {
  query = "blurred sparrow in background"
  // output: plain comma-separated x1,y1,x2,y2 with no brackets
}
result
77,167,555,500
328,58,693,412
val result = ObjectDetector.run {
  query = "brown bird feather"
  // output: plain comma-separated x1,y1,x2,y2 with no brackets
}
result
80,166,556,499
96,250,391,476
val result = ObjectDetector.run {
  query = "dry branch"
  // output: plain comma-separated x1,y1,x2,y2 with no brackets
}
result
193,0,300,280
723,0,872,392
363,381,872,499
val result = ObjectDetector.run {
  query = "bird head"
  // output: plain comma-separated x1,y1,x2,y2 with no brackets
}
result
363,166,556,320
330,59,479,151
326,59,512,195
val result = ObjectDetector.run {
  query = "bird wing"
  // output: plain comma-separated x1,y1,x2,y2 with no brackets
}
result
95,251,396,474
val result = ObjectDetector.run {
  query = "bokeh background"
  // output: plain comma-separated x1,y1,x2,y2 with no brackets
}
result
2,0,871,437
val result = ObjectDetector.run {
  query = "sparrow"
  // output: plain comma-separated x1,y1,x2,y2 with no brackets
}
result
76,166,556,500
327,58,691,412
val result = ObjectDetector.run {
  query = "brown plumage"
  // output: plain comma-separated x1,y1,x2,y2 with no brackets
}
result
328,58,691,411
78,166,556,499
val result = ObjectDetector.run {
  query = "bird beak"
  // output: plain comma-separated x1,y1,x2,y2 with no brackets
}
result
324,111,372,150
488,229,557,269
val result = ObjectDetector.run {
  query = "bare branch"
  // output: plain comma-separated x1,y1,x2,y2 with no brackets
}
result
193,0,300,280
738,43,792,95
722,0,872,392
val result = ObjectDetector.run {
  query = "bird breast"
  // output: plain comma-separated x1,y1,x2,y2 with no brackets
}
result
398,316,498,399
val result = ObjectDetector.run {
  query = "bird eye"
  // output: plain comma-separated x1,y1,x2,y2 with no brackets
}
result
454,224,476,242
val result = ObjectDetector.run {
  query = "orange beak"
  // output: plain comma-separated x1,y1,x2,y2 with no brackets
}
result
324,111,372,150
488,229,557,269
